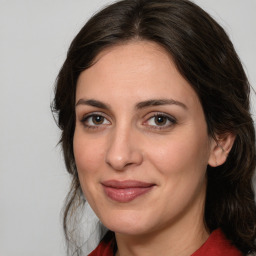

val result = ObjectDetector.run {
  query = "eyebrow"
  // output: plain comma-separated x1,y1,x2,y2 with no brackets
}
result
75,99,110,109
75,98,187,110
136,99,187,109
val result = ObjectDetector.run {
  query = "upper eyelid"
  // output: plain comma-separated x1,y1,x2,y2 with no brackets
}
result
143,111,177,121
80,111,110,120
75,103,113,119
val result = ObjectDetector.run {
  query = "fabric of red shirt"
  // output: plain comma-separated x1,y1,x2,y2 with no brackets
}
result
88,229,243,256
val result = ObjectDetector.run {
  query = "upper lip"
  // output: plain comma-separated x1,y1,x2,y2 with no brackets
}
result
101,180,155,188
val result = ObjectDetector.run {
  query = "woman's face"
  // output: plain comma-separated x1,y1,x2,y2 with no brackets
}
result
74,41,215,236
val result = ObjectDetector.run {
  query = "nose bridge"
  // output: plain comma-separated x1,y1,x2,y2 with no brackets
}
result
105,122,143,171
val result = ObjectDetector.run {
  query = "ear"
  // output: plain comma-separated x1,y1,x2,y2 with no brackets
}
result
208,133,236,167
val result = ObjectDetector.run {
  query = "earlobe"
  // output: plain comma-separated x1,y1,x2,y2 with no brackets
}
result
208,133,236,167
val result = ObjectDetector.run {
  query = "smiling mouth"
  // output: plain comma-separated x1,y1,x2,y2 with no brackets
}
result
101,180,155,203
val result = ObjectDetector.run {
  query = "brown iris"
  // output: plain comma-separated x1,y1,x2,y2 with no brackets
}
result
92,115,105,125
154,115,168,126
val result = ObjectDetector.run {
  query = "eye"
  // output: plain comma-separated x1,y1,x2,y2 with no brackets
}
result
144,113,176,129
81,113,111,128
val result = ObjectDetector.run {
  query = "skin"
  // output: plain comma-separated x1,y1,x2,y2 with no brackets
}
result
73,41,225,256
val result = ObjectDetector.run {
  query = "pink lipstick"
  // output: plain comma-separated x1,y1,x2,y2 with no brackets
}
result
101,180,155,203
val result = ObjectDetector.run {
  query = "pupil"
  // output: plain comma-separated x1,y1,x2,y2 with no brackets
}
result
155,116,166,125
93,116,103,124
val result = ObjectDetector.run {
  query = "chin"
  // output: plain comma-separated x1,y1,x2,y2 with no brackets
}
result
101,210,151,235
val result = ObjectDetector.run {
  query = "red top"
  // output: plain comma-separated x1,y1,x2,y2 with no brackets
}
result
88,229,243,256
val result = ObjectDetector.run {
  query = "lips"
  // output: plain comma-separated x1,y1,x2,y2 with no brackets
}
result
101,180,155,203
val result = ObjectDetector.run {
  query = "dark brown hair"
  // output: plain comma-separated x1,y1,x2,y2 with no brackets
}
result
52,0,256,254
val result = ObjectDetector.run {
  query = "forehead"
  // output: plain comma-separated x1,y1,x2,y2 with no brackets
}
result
76,41,200,109
90,41,175,81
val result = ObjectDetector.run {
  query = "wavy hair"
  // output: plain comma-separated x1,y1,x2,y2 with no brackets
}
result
52,0,256,254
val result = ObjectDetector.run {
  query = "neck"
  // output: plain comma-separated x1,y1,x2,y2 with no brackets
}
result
115,224,208,256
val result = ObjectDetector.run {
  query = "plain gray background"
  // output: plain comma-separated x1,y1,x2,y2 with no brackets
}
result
0,1,255,255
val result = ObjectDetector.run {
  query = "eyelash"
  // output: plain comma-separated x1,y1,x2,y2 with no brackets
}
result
143,112,177,130
80,112,177,130
80,112,111,129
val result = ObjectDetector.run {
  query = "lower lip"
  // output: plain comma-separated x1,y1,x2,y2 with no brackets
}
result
102,186,154,203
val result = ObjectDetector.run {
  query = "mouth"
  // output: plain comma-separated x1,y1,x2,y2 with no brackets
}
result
101,180,155,203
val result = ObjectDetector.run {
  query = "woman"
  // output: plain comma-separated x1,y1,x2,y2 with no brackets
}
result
52,0,256,255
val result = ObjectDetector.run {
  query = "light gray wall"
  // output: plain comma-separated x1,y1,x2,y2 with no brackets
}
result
0,1,255,255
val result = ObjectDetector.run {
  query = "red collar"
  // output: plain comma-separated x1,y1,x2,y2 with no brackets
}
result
89,229,242,256
192,229,242,256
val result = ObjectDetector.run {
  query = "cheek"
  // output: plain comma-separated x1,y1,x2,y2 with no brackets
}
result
73,130,106,206
146,128,210,178
73,130,106,190
146,133,209,213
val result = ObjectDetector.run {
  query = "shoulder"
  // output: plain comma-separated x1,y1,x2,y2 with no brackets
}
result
192,229,243,256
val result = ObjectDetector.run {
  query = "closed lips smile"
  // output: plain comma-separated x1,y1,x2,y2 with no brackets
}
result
101,180,155,203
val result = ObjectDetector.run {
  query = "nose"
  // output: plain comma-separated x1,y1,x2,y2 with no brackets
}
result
105,126,143,171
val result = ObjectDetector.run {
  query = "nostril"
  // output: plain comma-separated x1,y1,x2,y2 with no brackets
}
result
105,157,132,171
105,150,143,171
